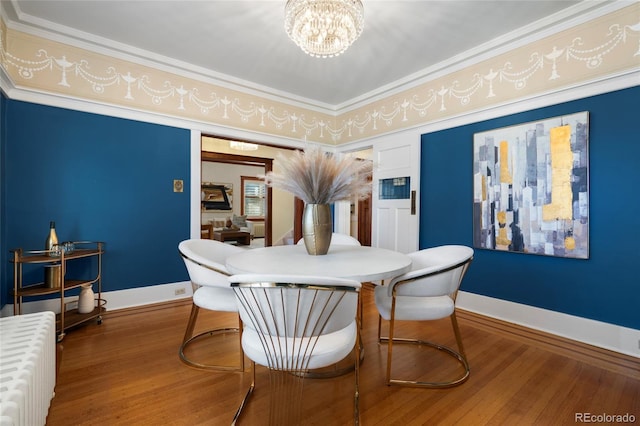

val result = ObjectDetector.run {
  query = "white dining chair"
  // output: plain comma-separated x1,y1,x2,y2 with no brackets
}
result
375,245,474,388
178,239,246,371
296,232,361,246
230,273,361,426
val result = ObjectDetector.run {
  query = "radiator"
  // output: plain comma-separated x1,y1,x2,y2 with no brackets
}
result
0,312,56,426
249,221,265,238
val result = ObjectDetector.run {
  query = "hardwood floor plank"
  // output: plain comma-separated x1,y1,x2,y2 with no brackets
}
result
46,291,639,425
486,353,578,424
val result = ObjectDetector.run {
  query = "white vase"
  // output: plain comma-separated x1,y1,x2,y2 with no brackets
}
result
78,284,95,314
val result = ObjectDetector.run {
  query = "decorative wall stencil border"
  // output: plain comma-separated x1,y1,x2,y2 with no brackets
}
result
0,20,338,143
342,5,640,141
1,4,638,145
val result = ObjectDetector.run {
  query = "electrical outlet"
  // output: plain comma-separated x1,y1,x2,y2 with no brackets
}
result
175,287,186,296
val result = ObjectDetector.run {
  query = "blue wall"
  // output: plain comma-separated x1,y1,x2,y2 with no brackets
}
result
3,87,638,331
1,100,191,306
420,86,639,330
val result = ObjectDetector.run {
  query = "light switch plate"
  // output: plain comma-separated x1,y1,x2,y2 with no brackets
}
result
173,179,184,193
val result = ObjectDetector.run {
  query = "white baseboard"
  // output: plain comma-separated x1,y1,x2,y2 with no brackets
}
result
457,291,640,358
98,281,194,311
1,281,193,317
3,283,638,358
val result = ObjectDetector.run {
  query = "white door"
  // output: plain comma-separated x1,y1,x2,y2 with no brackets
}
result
372,133,420,253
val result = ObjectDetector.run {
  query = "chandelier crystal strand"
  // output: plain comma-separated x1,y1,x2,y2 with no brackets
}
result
285,0,364,58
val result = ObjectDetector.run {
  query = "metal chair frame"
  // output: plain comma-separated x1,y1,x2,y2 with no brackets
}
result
378,254,473,388
178,245,245,372
231,277,361,426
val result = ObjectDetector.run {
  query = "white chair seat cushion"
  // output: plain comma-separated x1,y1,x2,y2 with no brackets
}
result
193,286,238,313
374,285,454,321
241,321,357,370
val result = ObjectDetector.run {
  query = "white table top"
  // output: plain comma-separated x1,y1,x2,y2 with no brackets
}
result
226,244,412,282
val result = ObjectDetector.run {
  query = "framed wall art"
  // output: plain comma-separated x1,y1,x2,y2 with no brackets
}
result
472,111,589,259
201,182,233,210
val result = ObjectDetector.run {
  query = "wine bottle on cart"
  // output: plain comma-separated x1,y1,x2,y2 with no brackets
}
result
45,221,59,256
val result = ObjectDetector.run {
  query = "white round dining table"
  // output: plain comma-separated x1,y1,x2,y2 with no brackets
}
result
225,244,412,282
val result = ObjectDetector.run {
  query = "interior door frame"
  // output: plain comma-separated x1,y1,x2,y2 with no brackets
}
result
201,151,273,246
357,185,372,246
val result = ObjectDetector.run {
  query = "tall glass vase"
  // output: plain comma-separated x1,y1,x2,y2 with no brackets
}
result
302,204,332,255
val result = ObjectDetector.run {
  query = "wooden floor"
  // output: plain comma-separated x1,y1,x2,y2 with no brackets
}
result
47,285,639,425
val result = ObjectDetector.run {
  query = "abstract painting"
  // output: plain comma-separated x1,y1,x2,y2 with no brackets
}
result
473,112,589,258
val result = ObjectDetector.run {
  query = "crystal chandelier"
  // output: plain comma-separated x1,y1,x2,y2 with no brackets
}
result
284,0,364,58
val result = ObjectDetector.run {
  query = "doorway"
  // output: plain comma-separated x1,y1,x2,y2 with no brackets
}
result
201,151,274,246
357,191,372,246
201,135,301,247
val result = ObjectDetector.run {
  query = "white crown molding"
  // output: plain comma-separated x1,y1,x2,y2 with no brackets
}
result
0,62,13,97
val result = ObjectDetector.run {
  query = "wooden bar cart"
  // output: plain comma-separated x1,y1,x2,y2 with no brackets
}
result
10,241,105,342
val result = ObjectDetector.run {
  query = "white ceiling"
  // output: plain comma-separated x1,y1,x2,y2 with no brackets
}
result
4,0,600,110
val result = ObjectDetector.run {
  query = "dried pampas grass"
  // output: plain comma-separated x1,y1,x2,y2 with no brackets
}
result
264,146,372,204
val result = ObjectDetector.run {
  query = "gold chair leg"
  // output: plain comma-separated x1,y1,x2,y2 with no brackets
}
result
451,311,467,359
376,313,393,385
231,361,255,426
385,315,395,386
179,305,244,372
358,292,363,330
182,303,199,343
238,315,245,372
378,311,470,388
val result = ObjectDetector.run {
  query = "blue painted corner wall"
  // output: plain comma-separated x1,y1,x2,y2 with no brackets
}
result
420,86,639,330
1,99,191,306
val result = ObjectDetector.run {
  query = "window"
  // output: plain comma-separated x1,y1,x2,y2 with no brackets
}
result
241,176,266,219
378,177,410,199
